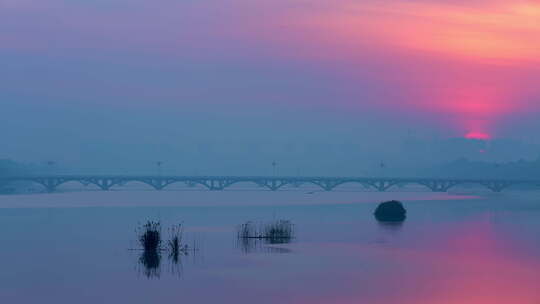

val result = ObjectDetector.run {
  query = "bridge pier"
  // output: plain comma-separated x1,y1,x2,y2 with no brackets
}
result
291,181,303,188
142,178,176,190
420,181,459,192
185,181,197,188
34,178,68,193
256,180,289,191
86,178,120,191
199,179,236,191
481,181,515,192
366,180,397,192
311,180,343,191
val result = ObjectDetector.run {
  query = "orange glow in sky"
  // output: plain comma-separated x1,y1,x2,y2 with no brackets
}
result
465,131,491,140
272,0,540,139
296,0,540,64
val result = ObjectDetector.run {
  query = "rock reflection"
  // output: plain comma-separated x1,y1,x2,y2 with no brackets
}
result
377,220,405,231
374,211,405,245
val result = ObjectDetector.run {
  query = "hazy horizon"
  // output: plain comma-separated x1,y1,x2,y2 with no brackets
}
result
2,0,540,175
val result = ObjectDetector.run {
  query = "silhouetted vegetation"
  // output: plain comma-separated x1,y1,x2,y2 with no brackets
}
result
139,249,162,278
167,223,189,263
237,220,294,244
427,156,540,180
135,221,162,279
263,220,294,244
137,221,162,251
374,200,407,222
237,220,294,254
0,159,28,177
135,221,194,279
0,159,33,194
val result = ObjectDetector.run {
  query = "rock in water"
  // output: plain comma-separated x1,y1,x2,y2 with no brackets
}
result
374,200,407,222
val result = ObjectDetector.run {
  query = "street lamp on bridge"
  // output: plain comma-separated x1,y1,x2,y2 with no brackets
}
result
156,161,164,176
46,161,56,175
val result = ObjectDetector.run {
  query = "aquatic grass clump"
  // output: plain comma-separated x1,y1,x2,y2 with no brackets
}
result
135,221,162,279
134,221,195,279
263,220,294,244
139,250,161,278
237,221,257,239
237,220,295,245
137,221,162,252
167,223,189,261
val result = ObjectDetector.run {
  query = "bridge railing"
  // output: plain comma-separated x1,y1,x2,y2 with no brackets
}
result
1,175,539,193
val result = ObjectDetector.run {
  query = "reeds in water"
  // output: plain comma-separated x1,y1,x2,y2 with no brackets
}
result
135,221,193,278
139,249,161,278
167,223,189,262
137,221,162,252
135,221,162,278
237,220,294,244
263,220,294,244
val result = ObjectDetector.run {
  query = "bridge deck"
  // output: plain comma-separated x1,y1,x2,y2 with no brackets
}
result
1,175,539,193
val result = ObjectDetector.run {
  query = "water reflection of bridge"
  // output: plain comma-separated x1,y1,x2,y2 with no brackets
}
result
1,175,539,193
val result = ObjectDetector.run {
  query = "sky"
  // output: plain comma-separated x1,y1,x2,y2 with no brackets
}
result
1,0,540,175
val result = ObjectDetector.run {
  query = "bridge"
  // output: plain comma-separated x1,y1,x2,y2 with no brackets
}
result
1,175,539,193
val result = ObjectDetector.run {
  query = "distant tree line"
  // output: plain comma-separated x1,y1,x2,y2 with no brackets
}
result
0,159,36,194
0,159,28,177
425,156,540,179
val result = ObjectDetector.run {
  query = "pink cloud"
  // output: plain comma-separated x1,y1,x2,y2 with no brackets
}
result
2,0,540,139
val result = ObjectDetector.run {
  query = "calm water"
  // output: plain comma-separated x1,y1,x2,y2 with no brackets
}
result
1,190,539,303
